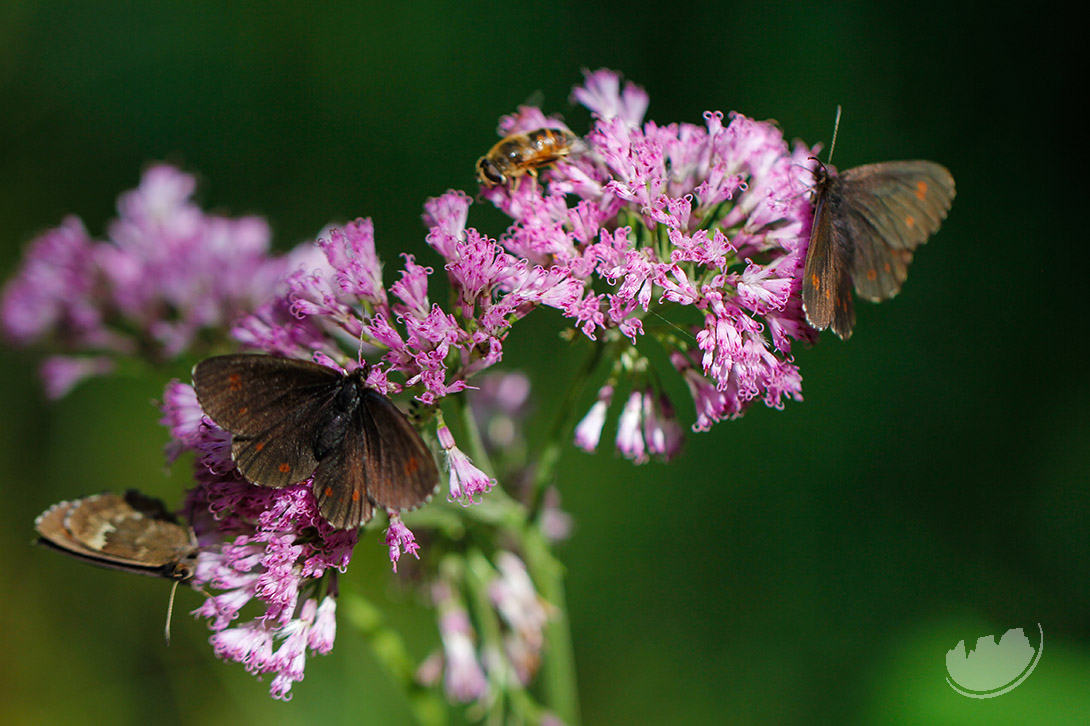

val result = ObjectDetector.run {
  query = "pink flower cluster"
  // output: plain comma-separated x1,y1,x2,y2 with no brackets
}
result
235,69,817,471
481,69,818,458
0,165,322,397
161,380,354,699
418,552,552,704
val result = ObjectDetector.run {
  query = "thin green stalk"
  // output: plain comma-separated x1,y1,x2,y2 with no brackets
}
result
521,526,579,726
342,593,449,726
527,341,605,519
450,349,594,725
521,343,606,726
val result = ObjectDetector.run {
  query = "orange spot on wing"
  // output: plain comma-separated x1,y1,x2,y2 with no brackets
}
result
883,262,892,273
810,273,821,289
254,442,265,451
278,463,291,473
824,288,831,300
237,406,248,415
404,457,420,475
905,215,916,228
323,486,334,497
228,373,243,391
866,268,877,281
915,181,928,200
351,490,361,502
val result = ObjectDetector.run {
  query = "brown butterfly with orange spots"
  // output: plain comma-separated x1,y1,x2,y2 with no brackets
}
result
801,157,955,340
192,354,439,530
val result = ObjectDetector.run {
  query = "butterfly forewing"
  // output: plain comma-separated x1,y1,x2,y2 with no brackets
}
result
840,161,955,251
803,158,955,340
802,181,856,339
194,355,342,488
193,354,343,435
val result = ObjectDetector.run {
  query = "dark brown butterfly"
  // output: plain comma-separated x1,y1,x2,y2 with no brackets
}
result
35,490,198,580
801,117,956,339
192,354,439,530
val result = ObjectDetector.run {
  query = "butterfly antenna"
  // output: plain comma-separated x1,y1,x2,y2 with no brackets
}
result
164,579,180,645
827,105,842,164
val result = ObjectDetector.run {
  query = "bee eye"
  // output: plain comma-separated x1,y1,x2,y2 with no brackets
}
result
478,159,504,185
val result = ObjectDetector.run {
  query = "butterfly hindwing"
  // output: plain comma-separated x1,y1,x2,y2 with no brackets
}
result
311,424,374,530
358,390,441,511
845,203,914,302
311,386,438,529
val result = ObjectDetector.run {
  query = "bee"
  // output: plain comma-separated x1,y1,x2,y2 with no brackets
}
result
476,127,581,188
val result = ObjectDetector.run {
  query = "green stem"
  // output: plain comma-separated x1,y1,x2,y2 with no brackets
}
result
522,526,579,726
527,341,605,519
342,593,449,726
455,392,496,477
520,343,604,726
444,343,603,725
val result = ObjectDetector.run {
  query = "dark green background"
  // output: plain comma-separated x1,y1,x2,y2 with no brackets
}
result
1,3,1083,724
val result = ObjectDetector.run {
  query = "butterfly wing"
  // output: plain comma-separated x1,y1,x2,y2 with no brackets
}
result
311,387,438,529
311,426,374,529
357,389,440,511
838,161,955,302
802,174,857,340
35,491,196,579
193,354,343,488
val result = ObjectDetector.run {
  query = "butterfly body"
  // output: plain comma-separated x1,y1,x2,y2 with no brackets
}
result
802,159,955,339
35,490,198,580
193,354,439,530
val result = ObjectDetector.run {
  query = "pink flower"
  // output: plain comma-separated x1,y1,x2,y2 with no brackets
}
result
385,514,421,573
438,423,496,504
574,383,613,453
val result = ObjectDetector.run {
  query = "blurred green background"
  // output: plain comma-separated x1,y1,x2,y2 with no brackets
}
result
1,2,1083,724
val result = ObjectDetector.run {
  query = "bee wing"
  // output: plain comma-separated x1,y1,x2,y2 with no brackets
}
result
193,354,342,488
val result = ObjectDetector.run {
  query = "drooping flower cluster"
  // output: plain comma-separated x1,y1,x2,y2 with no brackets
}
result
418,552,553,706
0,165,323,397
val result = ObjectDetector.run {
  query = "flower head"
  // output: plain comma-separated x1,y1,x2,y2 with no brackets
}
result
0,165,320,396
473,69,815,456
165,382,355,700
